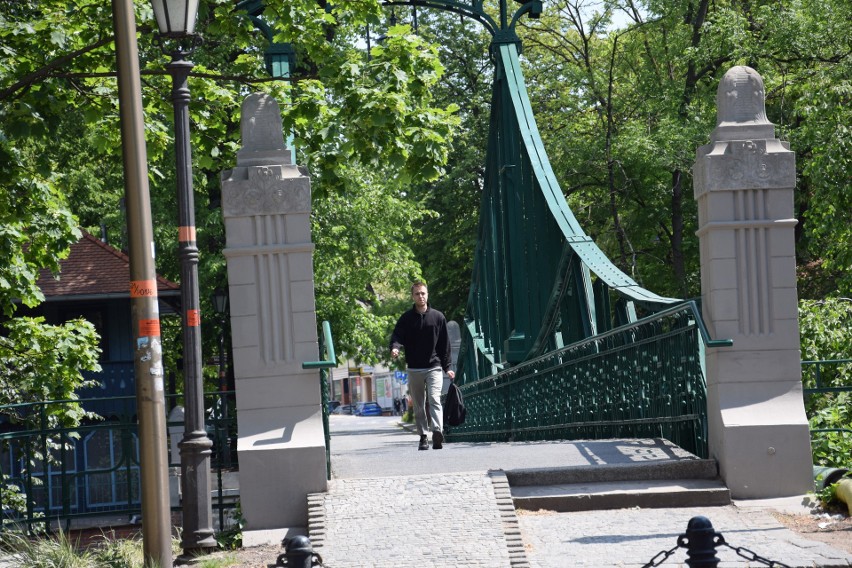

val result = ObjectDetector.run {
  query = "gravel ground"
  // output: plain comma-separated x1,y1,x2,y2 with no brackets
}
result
772,509,852,555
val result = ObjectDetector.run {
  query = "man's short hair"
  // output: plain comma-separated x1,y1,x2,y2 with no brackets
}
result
410,281,427,294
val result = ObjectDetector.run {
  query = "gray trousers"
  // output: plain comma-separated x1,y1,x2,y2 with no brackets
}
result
408,368,443,436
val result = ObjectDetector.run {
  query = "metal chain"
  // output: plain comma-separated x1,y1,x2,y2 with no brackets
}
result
719,542,792,568
640,545,680,568
275,551,325,567
640,532,792,567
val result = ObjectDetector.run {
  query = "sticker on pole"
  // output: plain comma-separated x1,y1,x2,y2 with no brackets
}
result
139,319,161,337
130,279,157,298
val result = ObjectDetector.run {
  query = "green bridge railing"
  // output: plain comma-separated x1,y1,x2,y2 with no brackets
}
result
303,321,338,480
450,301,726,458
450,34,730,451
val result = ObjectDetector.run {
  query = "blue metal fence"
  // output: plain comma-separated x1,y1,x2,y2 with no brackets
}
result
0,391,237,534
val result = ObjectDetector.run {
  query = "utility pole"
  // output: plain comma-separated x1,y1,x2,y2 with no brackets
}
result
111,0,172,565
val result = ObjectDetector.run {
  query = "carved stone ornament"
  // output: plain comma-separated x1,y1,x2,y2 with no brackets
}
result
221,93,311,217
711,66,775,142
694,137,794,194
718,66,768,125
236,93,291,166
221,166,310,217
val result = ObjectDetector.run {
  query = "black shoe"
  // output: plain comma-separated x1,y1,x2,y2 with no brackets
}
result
418,435,429,451
432,431,443,450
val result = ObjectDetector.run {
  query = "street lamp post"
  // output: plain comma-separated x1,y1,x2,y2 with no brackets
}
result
150,0,216,554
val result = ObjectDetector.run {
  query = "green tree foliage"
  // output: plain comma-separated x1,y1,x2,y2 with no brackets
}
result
0,6,103,512
514,0,851,299
0,0,460,513
312,165,428,363
798,298,852,468
781,0,852,296
0,318,100,410
404,11,492,321
1,1,459,372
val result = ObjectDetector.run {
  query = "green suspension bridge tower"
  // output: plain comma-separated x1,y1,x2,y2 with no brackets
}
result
372,1,729,457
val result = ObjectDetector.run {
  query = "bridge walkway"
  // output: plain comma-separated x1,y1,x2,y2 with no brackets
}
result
296,416,852,568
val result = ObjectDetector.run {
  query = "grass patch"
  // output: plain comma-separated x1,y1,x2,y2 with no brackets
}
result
0,529,184,568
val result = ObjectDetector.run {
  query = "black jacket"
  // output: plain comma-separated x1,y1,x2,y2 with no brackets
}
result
389,306,452,371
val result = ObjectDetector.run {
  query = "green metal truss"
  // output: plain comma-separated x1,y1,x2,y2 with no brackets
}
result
374,1,731,455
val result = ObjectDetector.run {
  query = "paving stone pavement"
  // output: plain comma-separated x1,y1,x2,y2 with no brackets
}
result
518,505,852,567
308,471,522,568
304,417,852,568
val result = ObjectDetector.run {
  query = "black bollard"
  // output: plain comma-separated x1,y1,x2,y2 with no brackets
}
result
677,516,721,568
281,535,315,568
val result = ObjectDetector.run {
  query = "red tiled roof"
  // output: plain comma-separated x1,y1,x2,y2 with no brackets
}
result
37,230,179,298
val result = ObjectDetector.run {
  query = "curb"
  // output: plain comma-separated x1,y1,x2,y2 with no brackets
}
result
489,470,531,568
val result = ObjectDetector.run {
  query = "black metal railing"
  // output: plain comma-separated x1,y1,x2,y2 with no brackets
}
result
802,358,852,468
0,390,237,534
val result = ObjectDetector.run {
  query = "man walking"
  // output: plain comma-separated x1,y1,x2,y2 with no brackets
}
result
390,282,455,450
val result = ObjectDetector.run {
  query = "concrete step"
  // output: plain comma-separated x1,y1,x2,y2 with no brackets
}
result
506,459,731,512
511,478,731,512
505,458,719,486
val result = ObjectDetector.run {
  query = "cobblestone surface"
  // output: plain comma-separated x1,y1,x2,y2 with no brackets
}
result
305,417,852,568
308,472,516,567
517,505,852,567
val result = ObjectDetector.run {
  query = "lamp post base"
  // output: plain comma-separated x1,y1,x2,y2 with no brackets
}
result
179,431,217,552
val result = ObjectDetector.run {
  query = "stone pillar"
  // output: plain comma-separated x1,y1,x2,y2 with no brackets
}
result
220,93,327,531
694,66,813,498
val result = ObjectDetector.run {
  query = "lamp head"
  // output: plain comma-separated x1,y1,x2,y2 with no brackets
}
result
212,288,229,315
151,0,200,38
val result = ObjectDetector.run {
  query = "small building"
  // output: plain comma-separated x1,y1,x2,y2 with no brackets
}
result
25,229,181,416
4,230,181,518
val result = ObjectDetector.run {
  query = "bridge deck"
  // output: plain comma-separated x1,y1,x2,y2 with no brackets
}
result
291,416,852,568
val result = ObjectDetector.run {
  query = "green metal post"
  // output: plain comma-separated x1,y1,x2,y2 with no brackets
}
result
302,321,337,480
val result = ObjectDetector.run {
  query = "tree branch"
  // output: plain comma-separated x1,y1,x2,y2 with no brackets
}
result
50,70,301,83
0,36,114,102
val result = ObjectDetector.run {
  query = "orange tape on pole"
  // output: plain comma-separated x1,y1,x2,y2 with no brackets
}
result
179,226,196,242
